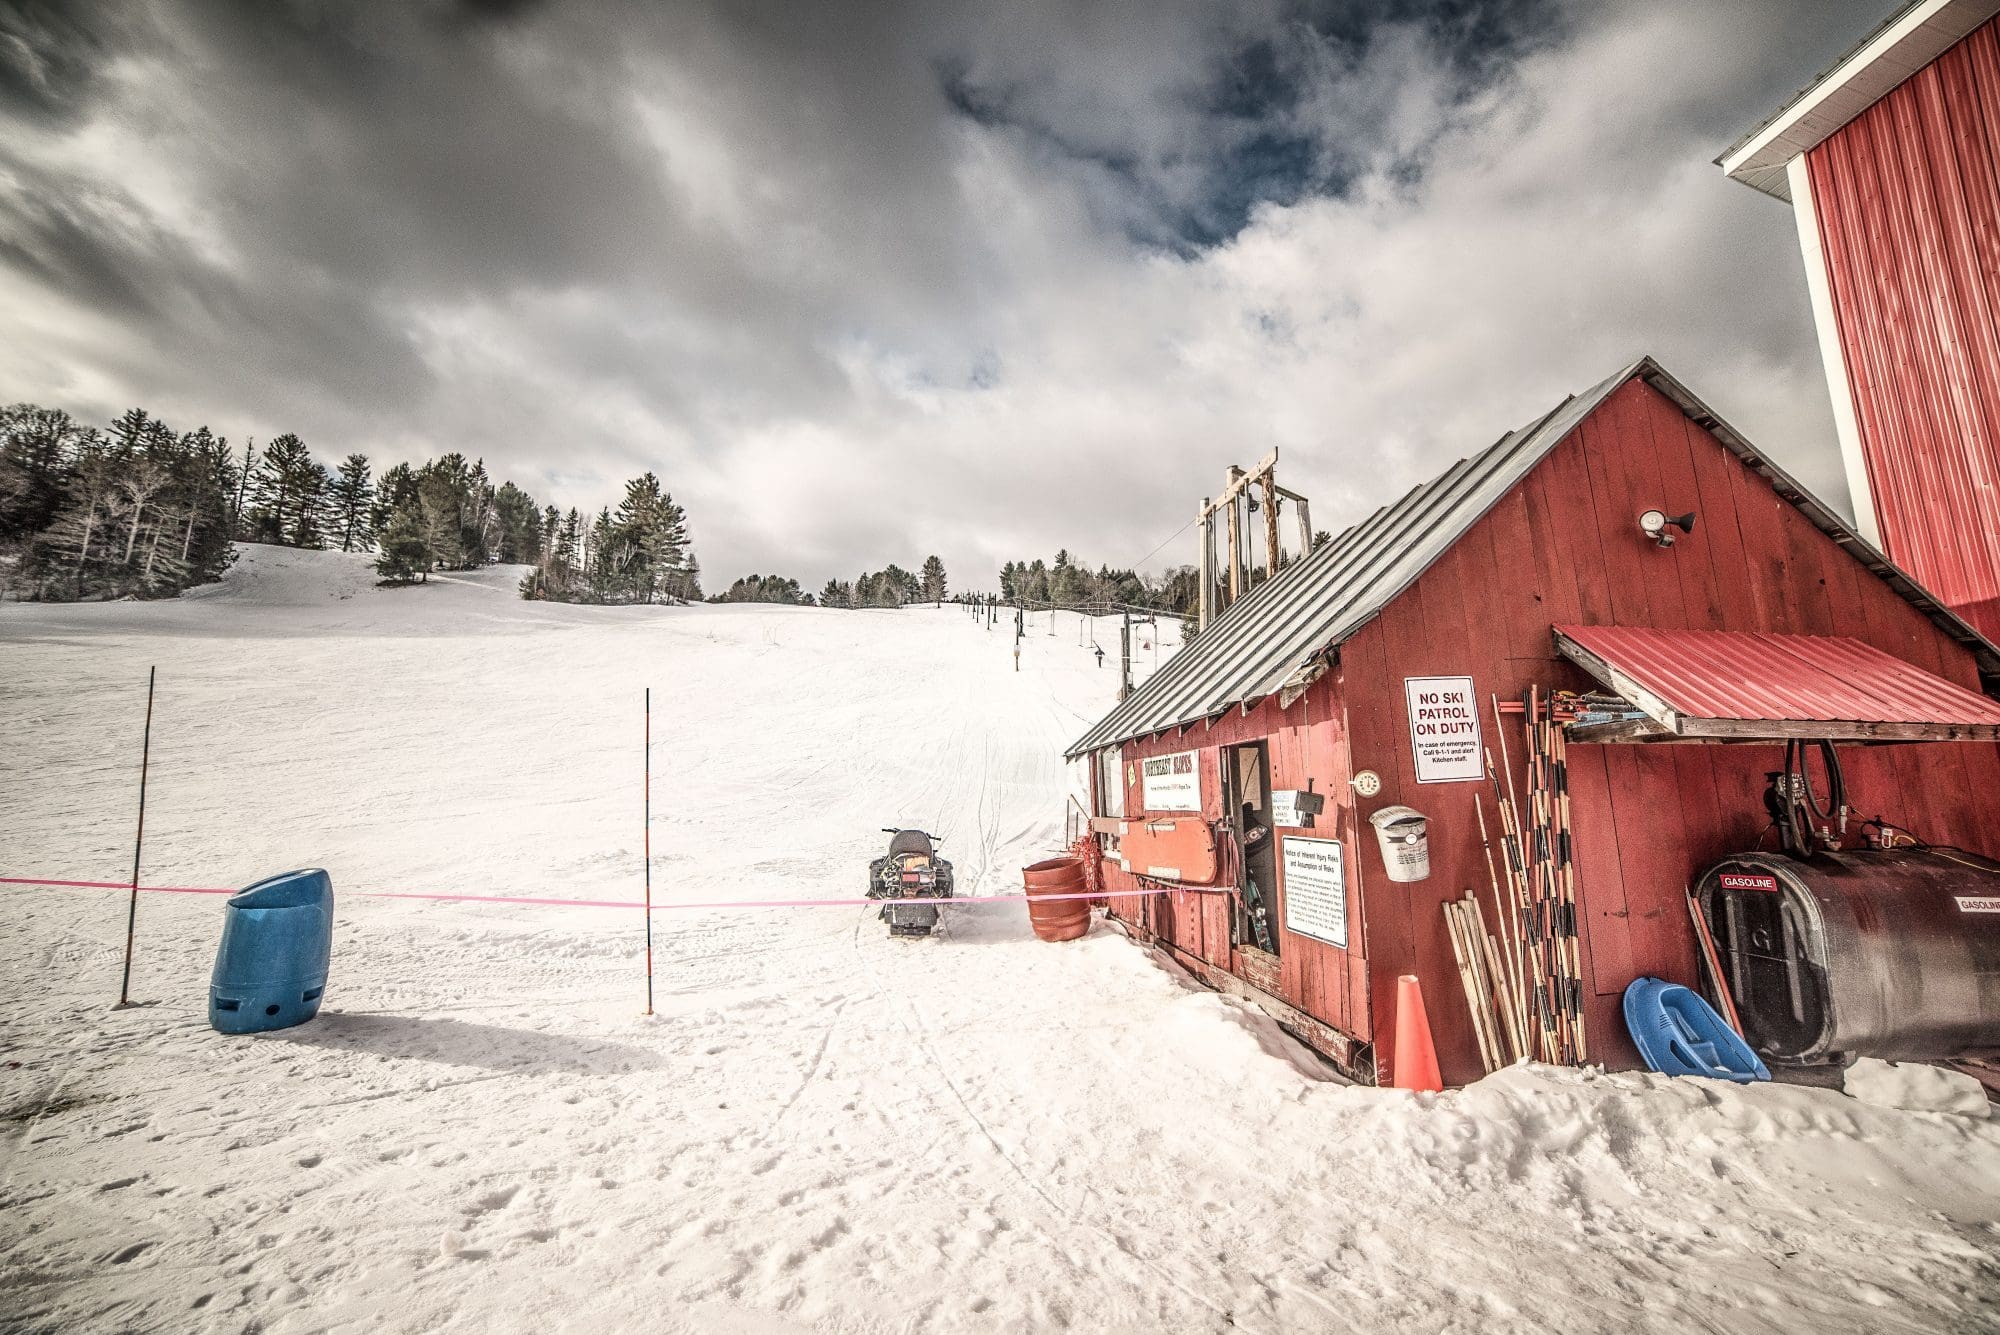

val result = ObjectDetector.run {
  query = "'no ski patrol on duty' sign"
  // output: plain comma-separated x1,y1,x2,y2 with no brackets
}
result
1404,675,1483,784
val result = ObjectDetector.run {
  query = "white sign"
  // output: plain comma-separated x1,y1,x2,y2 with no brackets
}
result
1955,895,2000,914
1281,837,1347,948
1404,675,1484,784
1271,789,1299,828
1139,749,1202,812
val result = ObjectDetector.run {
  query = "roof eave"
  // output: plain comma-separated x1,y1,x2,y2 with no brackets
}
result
1718,0,2000,202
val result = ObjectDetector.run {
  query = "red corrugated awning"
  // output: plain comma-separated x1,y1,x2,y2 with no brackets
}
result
1552,624,2000,743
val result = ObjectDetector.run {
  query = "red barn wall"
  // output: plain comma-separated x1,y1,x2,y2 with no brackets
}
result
1342,377,2000,1086
1806,14,2000,642
1101,672,1370,1047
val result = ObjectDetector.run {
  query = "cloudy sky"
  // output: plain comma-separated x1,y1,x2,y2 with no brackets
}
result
1,0,1883,590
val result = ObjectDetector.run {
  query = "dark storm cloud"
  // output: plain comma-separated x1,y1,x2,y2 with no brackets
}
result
0,0,1897,590
0,0,113,125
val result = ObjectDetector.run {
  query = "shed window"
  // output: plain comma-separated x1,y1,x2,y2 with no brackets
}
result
1095,748,1125,819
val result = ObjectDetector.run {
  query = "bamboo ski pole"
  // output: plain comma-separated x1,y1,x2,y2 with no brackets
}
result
115,666,156,1010
1487,745,1553,1062
1468,896,1522,1063
1445,901,1500,1074
1541,691,1583,1064
1472,796,1527,1059
1552,719,1587,1062
1525,686,1568,1062
1463,901,1504,1071
1538,689,1575,1063
1484,926,1522,1063
1490,696,1552,1059
644,687,654,1017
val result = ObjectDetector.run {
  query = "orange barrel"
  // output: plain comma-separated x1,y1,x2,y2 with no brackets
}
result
1022,857,1092,942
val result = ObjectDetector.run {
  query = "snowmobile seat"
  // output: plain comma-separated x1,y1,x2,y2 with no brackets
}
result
887,830,935,857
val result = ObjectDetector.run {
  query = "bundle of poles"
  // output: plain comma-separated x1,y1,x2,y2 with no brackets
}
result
1446,686,1589,1071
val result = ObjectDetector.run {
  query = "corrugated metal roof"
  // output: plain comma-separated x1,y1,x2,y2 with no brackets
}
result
1554,624,2000,727
1065,356,2000,759
1717,0,2000,201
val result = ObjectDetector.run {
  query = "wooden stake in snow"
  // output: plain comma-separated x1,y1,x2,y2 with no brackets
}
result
644,687,654,1017
115,666,156,1010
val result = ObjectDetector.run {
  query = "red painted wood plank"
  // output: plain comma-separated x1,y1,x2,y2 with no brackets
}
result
1602,382,1690,630
1575,392,1658,628
1576,745,1636,997
1521,455,1588,630
1643,386,1727,630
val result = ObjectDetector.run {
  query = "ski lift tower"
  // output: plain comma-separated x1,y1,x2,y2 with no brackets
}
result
1197,450,1313,630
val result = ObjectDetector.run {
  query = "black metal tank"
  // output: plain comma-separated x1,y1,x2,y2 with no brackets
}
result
1693,847,2000,1066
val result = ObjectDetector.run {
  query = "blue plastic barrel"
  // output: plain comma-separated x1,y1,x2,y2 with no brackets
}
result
209,869,333,1034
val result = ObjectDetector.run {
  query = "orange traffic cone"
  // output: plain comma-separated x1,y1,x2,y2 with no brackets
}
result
1391,974,1444,1092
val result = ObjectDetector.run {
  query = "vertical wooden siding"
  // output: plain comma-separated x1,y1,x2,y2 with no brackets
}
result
1807,15,2000,642
1340,378,2000,1086
1099,671,1368,1042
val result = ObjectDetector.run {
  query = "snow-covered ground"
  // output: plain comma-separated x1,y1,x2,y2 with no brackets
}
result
2,546,1997,1334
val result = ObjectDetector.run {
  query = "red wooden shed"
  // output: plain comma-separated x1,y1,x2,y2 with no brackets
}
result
1721,0,2000,641
1067,357,2000,1087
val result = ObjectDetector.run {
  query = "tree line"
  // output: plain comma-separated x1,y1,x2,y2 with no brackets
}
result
2,404,241,600
818,555,946,609
0,400,707,604
999,549,1198,614
518,473,701,604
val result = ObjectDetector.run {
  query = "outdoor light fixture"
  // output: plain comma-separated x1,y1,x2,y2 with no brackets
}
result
1639,509,1697,548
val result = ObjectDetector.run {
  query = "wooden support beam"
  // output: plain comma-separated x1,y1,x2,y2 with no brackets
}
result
1261,470,1280,580
1197,496,1212,631
1225,470,1243,604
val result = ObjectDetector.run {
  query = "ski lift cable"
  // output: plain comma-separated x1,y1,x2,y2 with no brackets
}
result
1122,514,1199,572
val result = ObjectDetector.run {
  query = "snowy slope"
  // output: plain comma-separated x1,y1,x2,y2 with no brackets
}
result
2,546,1997,1334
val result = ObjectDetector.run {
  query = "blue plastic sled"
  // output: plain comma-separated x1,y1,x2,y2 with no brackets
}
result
1622,976,1770,1083
209,868,333,1034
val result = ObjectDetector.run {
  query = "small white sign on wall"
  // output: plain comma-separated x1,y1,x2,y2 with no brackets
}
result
1139,749,1202,812
1281,836,1347,948
1404,675,1484,784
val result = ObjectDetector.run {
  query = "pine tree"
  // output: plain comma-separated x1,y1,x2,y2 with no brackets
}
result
291,461,332,548
416,466,468,570
108,407,154,454
232,438,256,536
374,506,431,583
248,433,318,545
369,462,418,537
493,482,541,564
712,573,809,604
610,472,691,603
0,405,83,541
330,454,374,551
921,555,946,605
588,506,617,601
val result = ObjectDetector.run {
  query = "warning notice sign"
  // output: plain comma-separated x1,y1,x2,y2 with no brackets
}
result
1404,676,1483,784
1281,837,1346,948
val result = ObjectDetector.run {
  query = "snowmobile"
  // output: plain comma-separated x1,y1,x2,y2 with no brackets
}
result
867,828,954,937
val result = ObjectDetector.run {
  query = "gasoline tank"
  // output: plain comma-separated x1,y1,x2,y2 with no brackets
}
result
1693,848,2000,1066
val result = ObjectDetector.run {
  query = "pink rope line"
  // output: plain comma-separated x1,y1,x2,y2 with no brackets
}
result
1,875,1163,912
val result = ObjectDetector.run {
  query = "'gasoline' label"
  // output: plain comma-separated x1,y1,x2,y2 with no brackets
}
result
1403,676,1483,784
1719,872,1781,893
1953,895,2000,914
